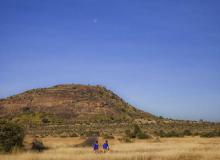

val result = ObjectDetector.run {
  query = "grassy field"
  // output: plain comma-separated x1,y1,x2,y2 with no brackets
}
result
0,137,220,160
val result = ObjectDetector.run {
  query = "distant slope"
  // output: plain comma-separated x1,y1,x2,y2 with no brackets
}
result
0,84,156,123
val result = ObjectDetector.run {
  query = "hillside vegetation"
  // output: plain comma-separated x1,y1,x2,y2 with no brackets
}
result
0,84,154,121
0,84,219,137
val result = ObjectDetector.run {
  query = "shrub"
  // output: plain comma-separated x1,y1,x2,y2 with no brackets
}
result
42,118,50,123
84,130,100,137
125,129,135,138
183,129,192,136
137,132,151,139
60,133,68,138
157,130,184,138
200,132,214,138
200,130,220,138
192,132,200,136
22,107,31,113
77,136,98,147
118,136,132,143
0,120,25,152
125,124,150,139
166,130,184,137
69,132,78,137
159,116,164,119
217,130,220,136
31,139,47,152
133,124,142,136
157,130,166,137
102,133,114,139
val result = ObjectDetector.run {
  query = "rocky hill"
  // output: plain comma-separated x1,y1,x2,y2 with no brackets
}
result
0,84,219,137
0,84,155,124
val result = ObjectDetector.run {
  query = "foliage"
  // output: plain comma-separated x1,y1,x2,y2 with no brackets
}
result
102,133,114,139
31,139,47,152
167,130,184,137
125,129,134,138
118,136,132,143
125,124,150,139
136,132,151,139
69,132,78,137
42,118,50,123
12,112,62,126
0,120,25,152
133,124,142,136
200,130,220,138
84,130,100,137
157,130,184,138
183,129,192,136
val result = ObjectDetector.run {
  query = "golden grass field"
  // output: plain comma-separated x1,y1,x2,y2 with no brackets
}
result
0,137,220,160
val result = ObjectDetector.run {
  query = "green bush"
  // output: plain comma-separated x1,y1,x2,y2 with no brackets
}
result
136,132,151,139
102,133,114,139
192,132,200,136
125,129,135,138
84,130,100,137
0,120,25,152
157,130,184,138
69,132,78,137
166,130,184,137
157,130,166,137
183,129,192,136
200,130,220,138
133,124,142,136
200,132,214,138
31,139,47,152
125,124,150,139
42,118,50,123
218,130,220,136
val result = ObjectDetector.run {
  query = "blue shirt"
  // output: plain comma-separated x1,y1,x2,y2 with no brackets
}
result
93,143,99,150
103,143,109,149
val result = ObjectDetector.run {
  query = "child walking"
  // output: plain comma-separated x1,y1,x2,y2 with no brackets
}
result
102,140,109,153
93,140,99,153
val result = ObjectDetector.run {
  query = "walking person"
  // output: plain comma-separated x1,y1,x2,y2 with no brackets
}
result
93,140,99,153
102,140,109,153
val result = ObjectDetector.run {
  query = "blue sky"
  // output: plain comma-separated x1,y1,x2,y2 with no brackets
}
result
1,0,220,121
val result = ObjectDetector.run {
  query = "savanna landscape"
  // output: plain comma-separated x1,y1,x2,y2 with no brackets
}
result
0,85,220,160
1,1,220,160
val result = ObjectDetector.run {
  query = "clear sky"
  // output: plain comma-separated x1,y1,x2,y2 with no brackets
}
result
1,0,220,122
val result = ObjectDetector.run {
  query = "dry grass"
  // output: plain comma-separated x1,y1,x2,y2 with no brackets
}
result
0,137,220,160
